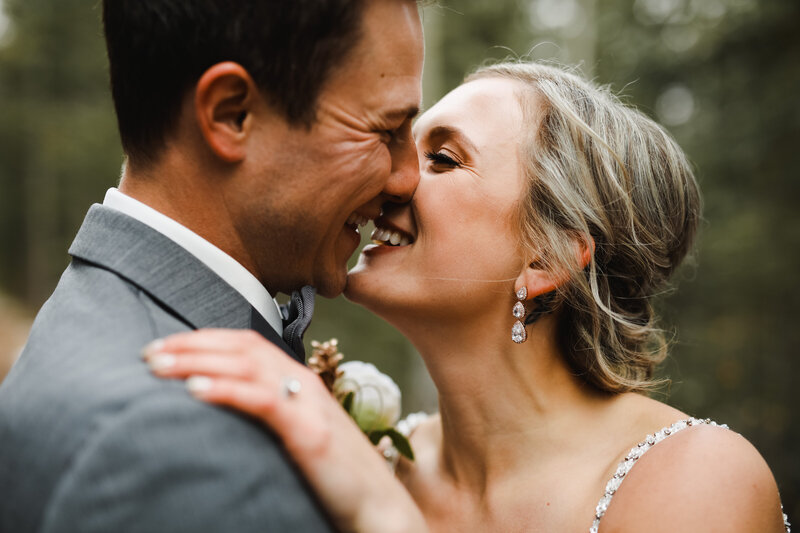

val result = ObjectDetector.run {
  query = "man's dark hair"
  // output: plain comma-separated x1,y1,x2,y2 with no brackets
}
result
102,1,365,166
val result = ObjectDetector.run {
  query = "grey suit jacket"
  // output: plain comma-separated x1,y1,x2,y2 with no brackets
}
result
0,205,335,532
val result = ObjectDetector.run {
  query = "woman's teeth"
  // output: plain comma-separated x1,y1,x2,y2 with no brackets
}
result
345,212,412,247
346,213,370,227
370,227,410,247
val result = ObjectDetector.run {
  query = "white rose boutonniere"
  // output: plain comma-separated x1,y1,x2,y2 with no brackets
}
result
333,361,401,431
309,339,414,461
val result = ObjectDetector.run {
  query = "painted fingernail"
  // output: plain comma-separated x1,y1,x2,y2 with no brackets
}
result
186,376,213,394
147,354,176,371
142,339,165,358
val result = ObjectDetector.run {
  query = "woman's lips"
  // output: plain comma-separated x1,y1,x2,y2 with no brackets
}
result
361,243,404,256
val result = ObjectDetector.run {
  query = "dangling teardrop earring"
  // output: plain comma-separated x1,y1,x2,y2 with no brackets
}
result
511,286,527,344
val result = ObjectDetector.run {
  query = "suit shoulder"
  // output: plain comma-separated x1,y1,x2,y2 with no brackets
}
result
42,390,334,533
35,259,184,339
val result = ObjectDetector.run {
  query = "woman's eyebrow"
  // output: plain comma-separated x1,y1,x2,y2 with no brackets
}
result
425,125,480,155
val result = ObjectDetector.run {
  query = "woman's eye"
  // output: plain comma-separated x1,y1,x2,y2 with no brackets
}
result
424,150,460,168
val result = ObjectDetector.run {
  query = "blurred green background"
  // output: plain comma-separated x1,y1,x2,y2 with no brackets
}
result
0,0,797,520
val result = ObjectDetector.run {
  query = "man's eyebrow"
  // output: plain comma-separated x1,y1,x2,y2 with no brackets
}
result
383,105,420,122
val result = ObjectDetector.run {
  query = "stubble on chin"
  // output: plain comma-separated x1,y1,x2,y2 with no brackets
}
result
315,270,347,299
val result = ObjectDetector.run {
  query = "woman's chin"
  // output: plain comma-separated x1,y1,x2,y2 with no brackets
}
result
344,250,428,326
344,263,405,320
343,263,373,305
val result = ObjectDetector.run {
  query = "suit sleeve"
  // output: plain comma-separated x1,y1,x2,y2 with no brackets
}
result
40,391,336,533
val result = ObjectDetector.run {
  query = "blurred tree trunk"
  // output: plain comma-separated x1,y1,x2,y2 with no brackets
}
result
0,293,31,383
23,133,57,304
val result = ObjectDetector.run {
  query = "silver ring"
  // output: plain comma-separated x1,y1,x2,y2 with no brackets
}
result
281,377,302,399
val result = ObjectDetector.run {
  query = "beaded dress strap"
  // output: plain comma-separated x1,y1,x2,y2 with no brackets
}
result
589,418,728,533
589,418,791,532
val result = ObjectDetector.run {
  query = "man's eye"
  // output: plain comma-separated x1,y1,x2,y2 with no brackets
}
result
380,128,398,143
424,151,460,167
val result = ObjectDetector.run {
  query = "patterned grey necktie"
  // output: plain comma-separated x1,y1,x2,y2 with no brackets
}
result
280,285,316,361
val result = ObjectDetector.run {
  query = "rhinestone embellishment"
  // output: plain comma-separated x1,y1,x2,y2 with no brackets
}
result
511,286,528,344
588,418,731,533
511,321,527,343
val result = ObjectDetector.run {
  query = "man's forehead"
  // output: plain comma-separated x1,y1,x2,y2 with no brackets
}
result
320,0,423,120
351,0,423,70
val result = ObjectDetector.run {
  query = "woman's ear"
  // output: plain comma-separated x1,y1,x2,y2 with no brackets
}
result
514,235,595,299
194,62,256,163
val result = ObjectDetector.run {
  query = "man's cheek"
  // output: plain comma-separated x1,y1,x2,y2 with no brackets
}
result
339,144,393,194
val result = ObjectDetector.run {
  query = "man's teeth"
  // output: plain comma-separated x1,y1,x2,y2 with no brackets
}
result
370,227,410,246
346,213,370,227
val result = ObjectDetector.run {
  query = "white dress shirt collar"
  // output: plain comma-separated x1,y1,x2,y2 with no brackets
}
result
102,188,284,336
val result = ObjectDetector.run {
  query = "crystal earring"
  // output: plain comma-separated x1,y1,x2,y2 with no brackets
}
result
512,286,527,344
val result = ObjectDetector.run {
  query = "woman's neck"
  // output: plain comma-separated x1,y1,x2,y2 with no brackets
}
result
399,310,612,495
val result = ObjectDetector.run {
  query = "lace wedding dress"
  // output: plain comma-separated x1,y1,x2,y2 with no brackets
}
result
392,414,792,532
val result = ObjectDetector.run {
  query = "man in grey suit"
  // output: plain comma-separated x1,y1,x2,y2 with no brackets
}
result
0,1,423,531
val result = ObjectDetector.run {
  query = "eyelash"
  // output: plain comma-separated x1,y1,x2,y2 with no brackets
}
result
424,151,460,167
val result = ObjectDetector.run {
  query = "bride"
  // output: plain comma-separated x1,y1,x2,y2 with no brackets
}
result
144,61,789,532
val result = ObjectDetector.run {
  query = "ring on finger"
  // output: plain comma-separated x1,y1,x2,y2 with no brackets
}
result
280,377,302,399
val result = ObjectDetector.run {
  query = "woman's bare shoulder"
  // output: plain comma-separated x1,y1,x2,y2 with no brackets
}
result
601,422,785,532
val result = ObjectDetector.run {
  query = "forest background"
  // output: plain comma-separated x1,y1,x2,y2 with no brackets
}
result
0,0,797,520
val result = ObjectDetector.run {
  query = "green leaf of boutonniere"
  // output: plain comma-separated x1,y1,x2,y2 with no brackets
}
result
368,428,415,461
341,390,355,414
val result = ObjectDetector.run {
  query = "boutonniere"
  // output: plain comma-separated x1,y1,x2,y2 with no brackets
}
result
309,339,414,461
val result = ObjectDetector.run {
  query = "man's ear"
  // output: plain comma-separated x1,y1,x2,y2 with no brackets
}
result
194,62,256,163
514,235,595,299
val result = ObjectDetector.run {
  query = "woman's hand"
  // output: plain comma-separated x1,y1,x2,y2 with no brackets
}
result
143,329,427,533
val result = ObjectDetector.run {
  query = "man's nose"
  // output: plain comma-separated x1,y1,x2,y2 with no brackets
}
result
382,137,420,203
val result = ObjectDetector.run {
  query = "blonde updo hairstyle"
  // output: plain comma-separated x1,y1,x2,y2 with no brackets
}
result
467,62,700,393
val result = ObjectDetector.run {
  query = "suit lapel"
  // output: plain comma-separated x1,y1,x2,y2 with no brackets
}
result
250,308,299,362
69,204,296,359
